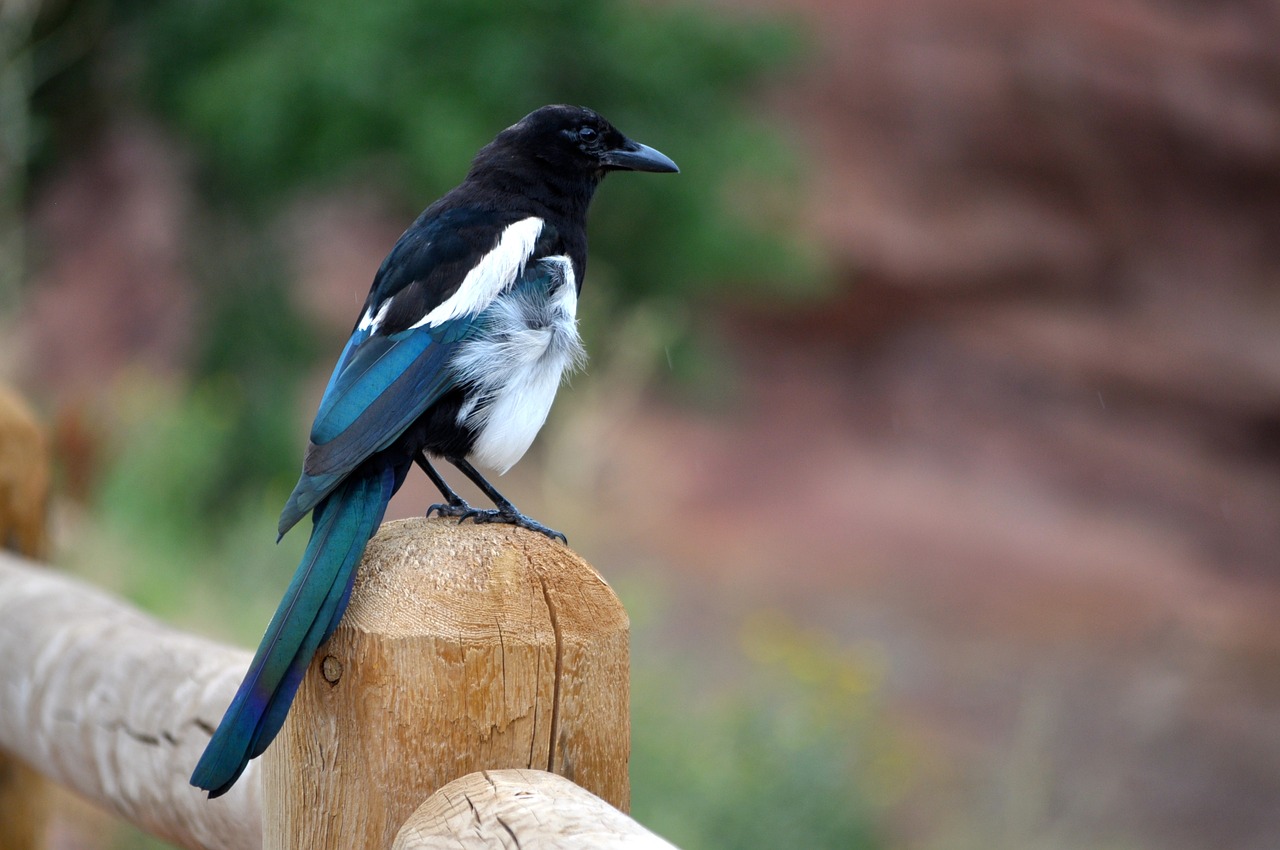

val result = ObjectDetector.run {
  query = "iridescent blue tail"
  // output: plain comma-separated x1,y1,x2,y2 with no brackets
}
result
190,465,394,797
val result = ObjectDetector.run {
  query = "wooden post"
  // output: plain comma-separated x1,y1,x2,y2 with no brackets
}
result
0,386,51,850
261,517,630,850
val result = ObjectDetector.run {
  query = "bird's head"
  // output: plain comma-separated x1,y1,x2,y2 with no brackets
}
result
487,105,679,178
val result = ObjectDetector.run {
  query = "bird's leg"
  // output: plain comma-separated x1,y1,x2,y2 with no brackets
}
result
446,457,567,544
416,451,474,519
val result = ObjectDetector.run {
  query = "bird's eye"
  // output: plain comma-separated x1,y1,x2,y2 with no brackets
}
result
577,126,598,142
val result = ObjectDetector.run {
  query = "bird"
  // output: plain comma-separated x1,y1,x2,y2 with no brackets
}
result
189,105,677,797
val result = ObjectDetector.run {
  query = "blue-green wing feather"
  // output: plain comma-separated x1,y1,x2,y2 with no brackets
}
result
277,316,472,537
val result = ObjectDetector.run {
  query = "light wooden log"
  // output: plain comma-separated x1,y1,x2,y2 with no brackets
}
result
0,386,52,850
393,769,679,849
0,552,261,850
262,517,630,850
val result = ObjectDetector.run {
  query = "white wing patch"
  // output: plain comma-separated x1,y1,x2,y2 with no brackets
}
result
357,299,392,333
411,216,544,330
451,255,585,473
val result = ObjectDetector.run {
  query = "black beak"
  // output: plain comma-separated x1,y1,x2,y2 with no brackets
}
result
602,140,680,173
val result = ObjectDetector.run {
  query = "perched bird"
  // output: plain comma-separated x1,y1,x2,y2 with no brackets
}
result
190,105,677,797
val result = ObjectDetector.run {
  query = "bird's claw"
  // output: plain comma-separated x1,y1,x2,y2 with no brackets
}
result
426,500,472,519
457,508,567,544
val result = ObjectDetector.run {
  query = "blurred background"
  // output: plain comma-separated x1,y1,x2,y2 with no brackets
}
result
3,0,1280,847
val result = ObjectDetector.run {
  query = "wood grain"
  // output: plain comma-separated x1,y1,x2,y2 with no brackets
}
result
393,769,678,849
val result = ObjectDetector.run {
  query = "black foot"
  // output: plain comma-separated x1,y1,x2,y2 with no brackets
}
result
426,499,473,519
457,508,567,544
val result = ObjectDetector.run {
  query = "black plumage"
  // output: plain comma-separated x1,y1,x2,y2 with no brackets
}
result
191,104,677,797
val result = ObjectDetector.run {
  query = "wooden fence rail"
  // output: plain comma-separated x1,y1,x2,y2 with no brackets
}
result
0,549,260,850
0,519,676,849
393,769,676,849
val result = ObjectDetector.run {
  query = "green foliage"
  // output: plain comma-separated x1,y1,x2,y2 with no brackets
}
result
629,611,889,850
95,380,243,554
122,0,818,303
85,227,323,532
73,379,304,633
188,227,324,500
42,0,825,511
13,0,829,516
16,0,827,517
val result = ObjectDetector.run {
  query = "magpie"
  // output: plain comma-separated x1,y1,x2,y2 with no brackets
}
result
190,105,677,797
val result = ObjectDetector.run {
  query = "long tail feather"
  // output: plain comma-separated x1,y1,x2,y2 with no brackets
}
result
191,466,394,797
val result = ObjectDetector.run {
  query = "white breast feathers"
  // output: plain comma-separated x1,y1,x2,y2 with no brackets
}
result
450,256,585,473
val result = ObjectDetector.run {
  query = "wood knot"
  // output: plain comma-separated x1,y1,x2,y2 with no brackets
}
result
321,655,343,685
